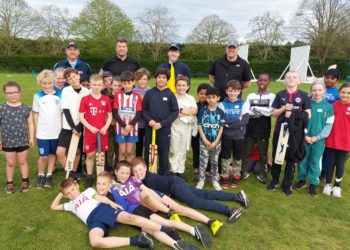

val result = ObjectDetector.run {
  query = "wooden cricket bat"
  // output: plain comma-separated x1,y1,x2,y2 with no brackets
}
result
148,129,158,173
96,132,105,176
65,133,80,179
274,122,289,165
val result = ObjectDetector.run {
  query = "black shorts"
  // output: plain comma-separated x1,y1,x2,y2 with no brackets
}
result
132,205,154,219
2,145,29,152
57,129,83,149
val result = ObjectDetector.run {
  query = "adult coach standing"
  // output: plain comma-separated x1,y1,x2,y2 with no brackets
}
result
101,38,140,76
158,43,190,93
209,41,251,100
54,42,92,78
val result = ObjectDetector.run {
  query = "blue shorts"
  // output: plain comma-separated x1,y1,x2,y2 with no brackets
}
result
115,133,138,144
86,203,122,237
37,139,58,157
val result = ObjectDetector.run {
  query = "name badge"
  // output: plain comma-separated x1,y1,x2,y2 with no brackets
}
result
163,97,168,101
317,109,323,112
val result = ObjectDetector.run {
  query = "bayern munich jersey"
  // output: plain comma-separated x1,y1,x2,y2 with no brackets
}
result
79,94,112,130
113,91,142,136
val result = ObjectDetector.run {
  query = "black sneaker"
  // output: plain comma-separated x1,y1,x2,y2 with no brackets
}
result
293,180,306,190
85,176,94,188
35,175,45,188
166,228,182,241
308,184,317,196
137,232,154,249
228,207,242,223
194,224,212,248
44,175,53,188
282,187,293,196
266,181,279,191
174,240,200,250
236,190,251,208
256,174,267,183
241,172,250,180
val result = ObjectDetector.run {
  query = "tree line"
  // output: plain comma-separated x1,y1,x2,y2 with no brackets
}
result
1,0,350,67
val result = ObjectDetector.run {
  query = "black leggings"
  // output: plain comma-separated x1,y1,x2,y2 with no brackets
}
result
326,148,349,186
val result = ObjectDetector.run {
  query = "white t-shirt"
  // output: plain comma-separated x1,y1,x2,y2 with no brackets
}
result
32,90,62,139
61,86,90,130
63,188,99,224
174,94,197,125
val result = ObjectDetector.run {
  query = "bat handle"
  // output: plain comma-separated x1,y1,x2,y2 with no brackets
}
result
151,129,156,145
97,132,101,152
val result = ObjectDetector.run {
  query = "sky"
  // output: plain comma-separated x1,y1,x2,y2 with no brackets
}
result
29,0,300,42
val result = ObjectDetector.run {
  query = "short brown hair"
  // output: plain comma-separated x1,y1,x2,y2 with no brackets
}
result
115,37,128,45
226,79,241,90
120,71,134,82
130,157,146,168
3,81,21,92
90,74,103,83
176,75,189,86
135,68,150,81
339,83,350,92
59,178,76,193
115,160,132,172
64,68,79,79
97,171,113,181
113,76,121,82
155,67,170,80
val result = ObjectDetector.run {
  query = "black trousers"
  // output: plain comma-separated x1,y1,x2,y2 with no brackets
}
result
191,134,211,171
135,128,146,157
144,126,171,176
326,148,348,186
241,136,268,175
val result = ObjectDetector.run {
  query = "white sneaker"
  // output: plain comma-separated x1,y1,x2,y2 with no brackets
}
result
332,186,342,198
212,181,222,191
323,184,332,196
196,180,205,189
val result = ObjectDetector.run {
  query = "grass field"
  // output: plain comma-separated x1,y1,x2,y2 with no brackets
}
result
0,72,349,250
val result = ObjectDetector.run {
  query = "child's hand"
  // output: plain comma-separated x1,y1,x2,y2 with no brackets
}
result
203,139,211,148
310,136,318,143
89,126,99,134
121,129,129,136
153,123,162,130
100,127,108,135
29,139,35,148
149,120,156,127
72,129,81,136
125,125,132,133
305,136,312,144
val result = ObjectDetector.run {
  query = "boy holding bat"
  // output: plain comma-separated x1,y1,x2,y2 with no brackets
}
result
267,71,310,196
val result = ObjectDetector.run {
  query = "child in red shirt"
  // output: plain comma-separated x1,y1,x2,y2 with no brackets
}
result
79,74,112,188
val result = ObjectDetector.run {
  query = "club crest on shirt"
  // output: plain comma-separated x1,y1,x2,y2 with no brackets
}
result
101,101,106,106
295,97,301,103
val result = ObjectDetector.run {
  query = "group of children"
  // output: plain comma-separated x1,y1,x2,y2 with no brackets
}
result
1,60,350,247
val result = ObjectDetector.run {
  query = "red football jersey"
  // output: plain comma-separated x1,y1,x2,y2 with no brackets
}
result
79,94,112,130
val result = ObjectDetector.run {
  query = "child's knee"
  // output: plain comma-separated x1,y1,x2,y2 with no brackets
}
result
6,160,16,168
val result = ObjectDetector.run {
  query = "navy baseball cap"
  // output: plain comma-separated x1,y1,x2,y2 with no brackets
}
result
66,42,79,49
102,71,113,78
169,43,180,51
226,40,239,48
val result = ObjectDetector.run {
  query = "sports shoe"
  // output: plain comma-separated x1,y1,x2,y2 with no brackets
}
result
323,184,332,196
44,175,53,188
220,176,230,189
168,209,182,222
236,190,251,208
194,224,212,248
332,186,341,198
137,232,154,249
212,180,222,191
85,175,94,188
174,240,199,250
228,207,242,223
5,182,15,194
35,175,45,188
240,172,250,180
166,228,182,241
256,174,267,183
266,181,279,191
231,175,240,187
308,184,317,196
293,180,306,190
210,220,223,236
20,181,31,192
196,180,205,189
282,187,293,196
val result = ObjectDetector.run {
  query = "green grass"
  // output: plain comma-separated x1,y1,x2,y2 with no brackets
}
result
0,72,350,250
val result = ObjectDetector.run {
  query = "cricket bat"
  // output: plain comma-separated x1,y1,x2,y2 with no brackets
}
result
274,122,289,165
96,132,105,176
148,129,158,173
65,133,80,179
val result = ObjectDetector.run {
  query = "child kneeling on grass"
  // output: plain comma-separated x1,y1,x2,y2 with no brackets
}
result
51,178,198,250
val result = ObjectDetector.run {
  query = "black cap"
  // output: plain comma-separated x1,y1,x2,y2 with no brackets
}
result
80,74,89,83
169,43,180,51
325,68,341,79
102,71,113,77
66,42,79,49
